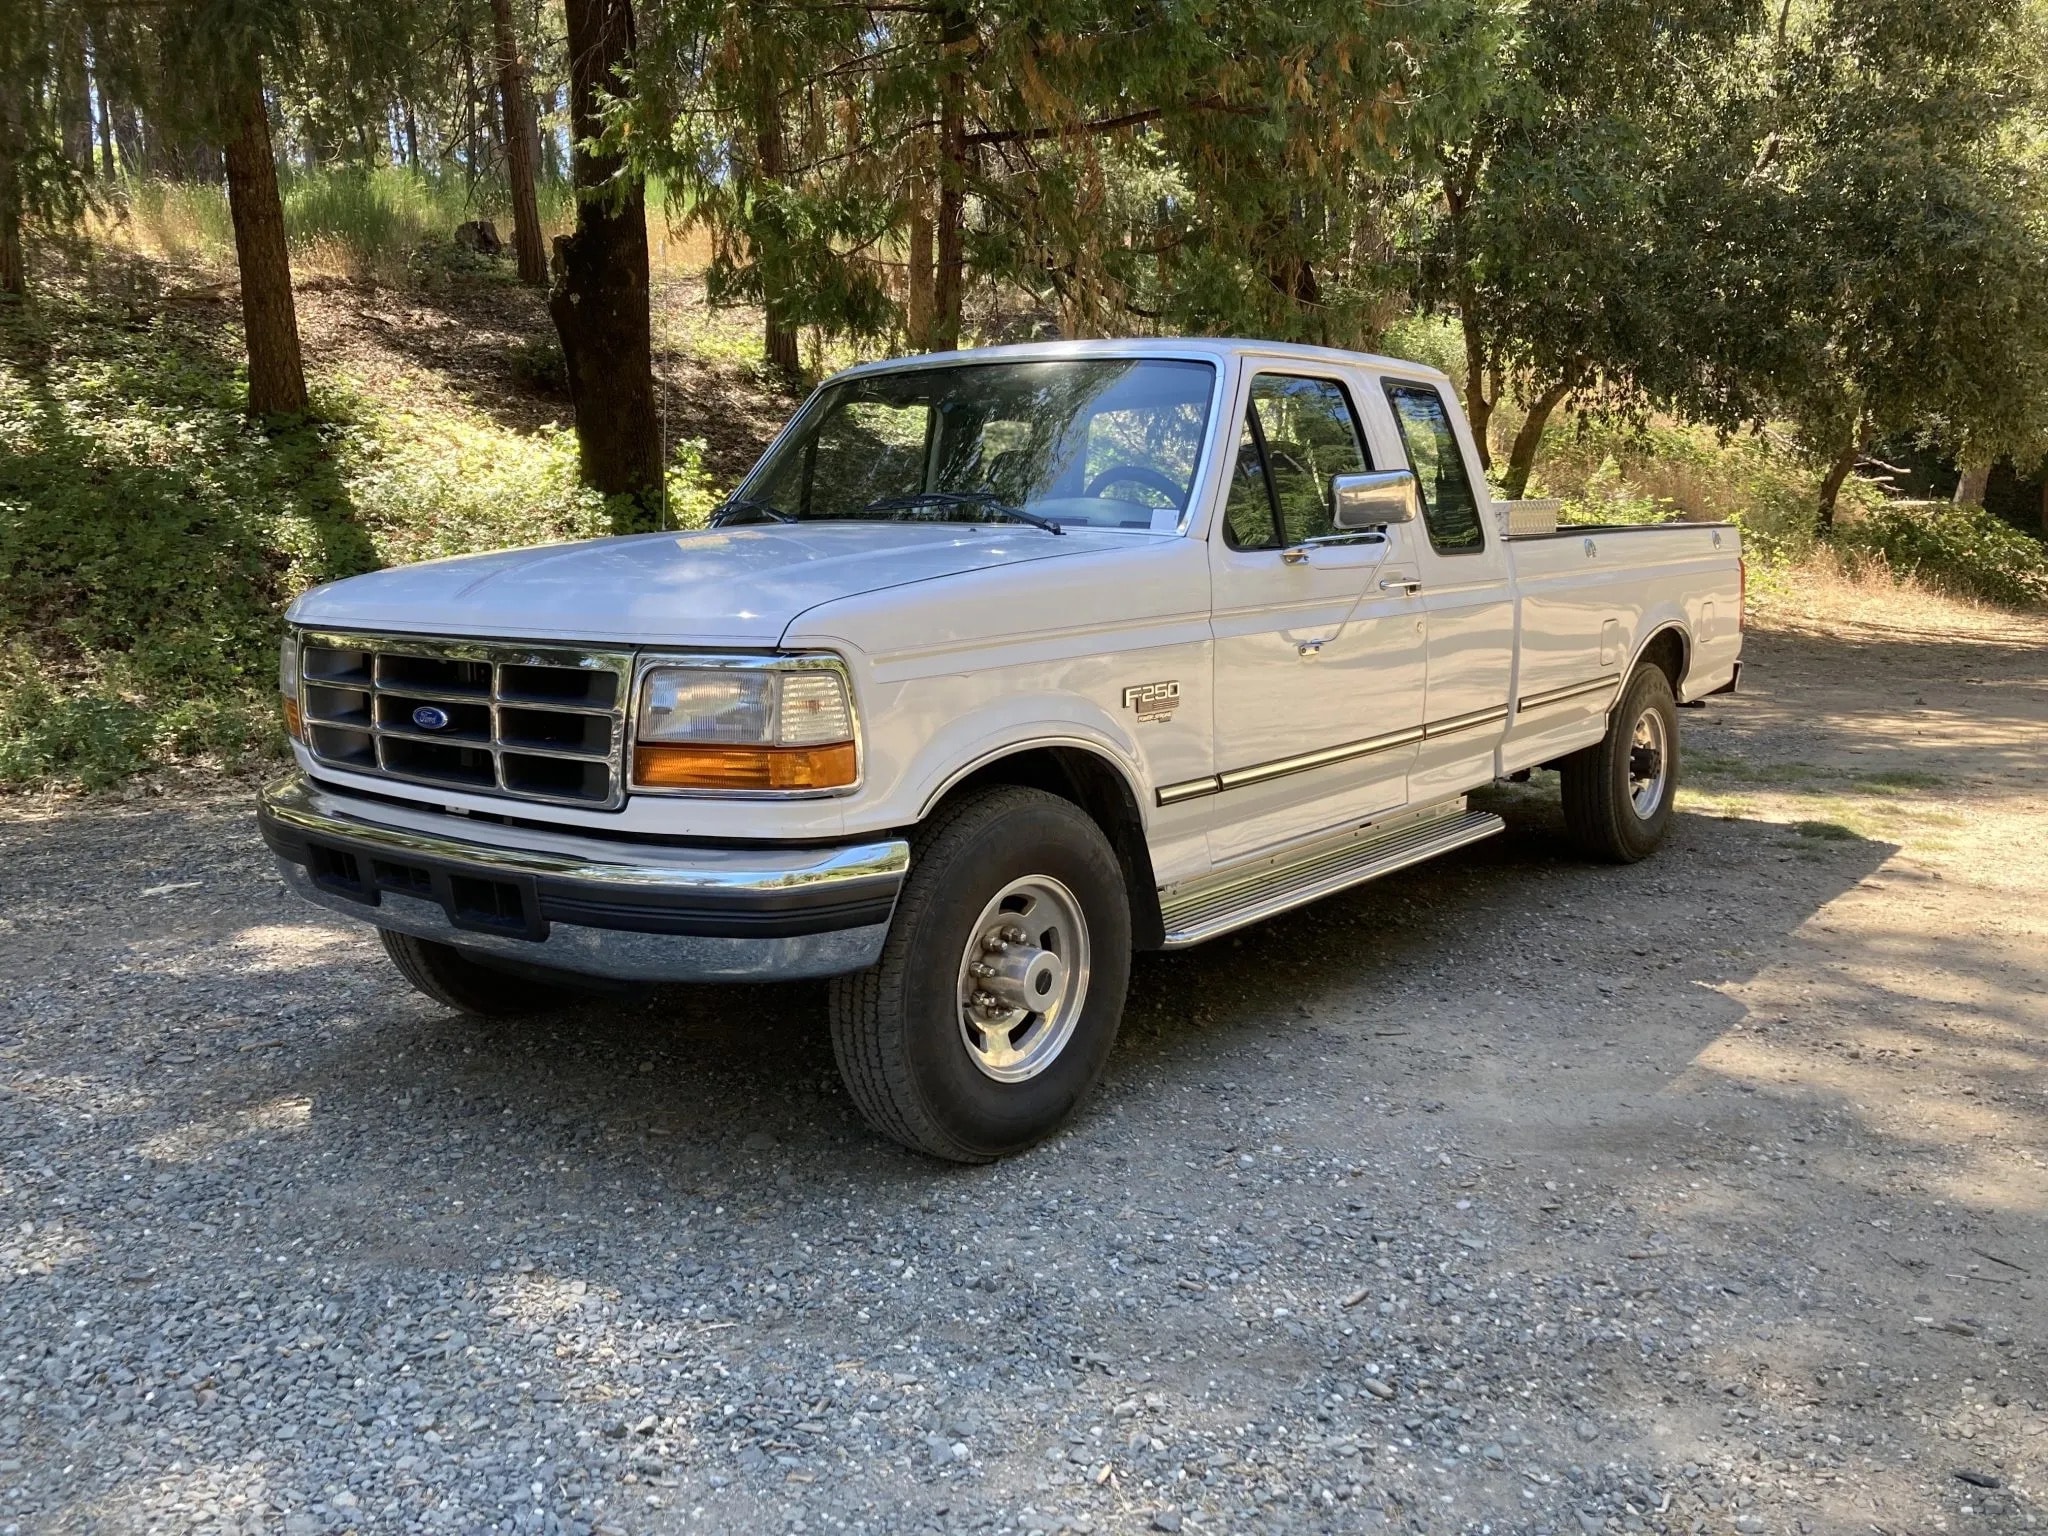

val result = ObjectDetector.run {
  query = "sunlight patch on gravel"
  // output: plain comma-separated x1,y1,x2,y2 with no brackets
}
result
72,1458,277,1536
3,1219,95,1278
3,1070,154,1118
219,920,368,972
486,1270,621,1331
137,1095,315,1164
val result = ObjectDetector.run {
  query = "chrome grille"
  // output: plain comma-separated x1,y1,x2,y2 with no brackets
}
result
295,631,633,808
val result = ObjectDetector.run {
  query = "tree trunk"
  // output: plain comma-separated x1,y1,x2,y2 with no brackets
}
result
58,19,94,173
0,73,24,299
488,0,548,284
90,24,118,179
95,81,116,179
403,100,420,168
462,25,480,189
1951,456,1990,508
1459,311,1494,472
931,5,972,351
1815,420,1865,536
540,86,562,181
753,77,799,375
905,163,934,350
549,0,661,524
113,105,145,178
1500,378,1572,501
222,67,308,416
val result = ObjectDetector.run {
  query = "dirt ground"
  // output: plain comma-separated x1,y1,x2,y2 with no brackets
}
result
0,590,2043,1536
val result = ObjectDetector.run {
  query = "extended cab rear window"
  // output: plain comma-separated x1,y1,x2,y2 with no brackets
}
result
1385,382,1486,555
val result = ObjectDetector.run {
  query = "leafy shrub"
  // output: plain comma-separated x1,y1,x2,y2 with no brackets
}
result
1377,313,1466,384
1835,502,2048,608
0,291,636,790
508,336,568,394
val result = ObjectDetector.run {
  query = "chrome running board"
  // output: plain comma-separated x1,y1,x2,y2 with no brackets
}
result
1157,801,1505,949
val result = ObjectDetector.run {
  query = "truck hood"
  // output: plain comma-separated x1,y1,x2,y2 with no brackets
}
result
287,522,1133,647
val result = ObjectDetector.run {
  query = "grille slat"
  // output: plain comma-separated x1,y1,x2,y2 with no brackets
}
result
297,631,632,808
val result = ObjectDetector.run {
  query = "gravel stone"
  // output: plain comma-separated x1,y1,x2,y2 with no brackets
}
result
2,622,2045,1535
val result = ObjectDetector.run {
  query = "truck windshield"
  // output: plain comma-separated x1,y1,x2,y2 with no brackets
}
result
733,358,1217,533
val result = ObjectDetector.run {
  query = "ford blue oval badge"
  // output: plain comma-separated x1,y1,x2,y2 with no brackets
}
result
412,705,451,731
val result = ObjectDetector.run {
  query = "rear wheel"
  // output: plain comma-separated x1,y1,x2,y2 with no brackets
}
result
378,929,573,1017
1560,664,1680,863
828,785,1132,1162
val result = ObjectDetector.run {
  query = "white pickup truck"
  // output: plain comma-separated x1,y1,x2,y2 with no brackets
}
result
260,339,1742,1160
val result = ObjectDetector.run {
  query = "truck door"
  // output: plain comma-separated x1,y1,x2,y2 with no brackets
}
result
1379,380,1515,802
1203,369,1427,864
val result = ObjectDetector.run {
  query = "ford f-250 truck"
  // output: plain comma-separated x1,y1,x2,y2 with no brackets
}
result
259,339,1743,1161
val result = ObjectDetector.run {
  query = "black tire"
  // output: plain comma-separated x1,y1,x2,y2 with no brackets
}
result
377,928,573,1017
828,785,1132,1162
1560,664,1681,863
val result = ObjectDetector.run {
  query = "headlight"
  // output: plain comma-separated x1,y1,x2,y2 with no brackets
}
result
279,630,303,741
632,660,858,792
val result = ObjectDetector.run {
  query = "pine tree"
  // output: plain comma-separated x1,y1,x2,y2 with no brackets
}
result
549,0,662,522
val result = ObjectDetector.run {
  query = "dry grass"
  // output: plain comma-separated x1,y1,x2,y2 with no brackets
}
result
87,173,716,286
1752,543,2048,646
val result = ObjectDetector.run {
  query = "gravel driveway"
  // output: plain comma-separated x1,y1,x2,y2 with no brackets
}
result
3,608,2043,1536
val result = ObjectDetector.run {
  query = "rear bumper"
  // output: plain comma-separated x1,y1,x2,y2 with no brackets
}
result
258,774,907,981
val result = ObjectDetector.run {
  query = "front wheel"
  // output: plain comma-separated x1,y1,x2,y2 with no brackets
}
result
828,785,1132,1162
378,929,574,1017
1560,664,1680,863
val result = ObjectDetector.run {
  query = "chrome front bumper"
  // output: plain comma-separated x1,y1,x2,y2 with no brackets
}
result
258,774,908,982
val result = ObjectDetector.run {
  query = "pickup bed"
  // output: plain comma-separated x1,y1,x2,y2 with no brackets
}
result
259,338,1742,1160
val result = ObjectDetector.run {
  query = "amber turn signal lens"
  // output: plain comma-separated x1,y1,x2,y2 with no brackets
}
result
633,740,857,791
282,696,303,742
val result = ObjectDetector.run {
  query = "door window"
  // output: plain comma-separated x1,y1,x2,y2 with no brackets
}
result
1222,417,1281,550
1384,382,1485,555
1220,374,1370,550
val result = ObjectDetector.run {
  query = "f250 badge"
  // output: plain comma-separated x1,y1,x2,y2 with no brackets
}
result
1121,680,1180,723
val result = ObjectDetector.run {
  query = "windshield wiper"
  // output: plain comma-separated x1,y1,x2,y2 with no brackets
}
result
855,490,1064,535
708,496,796,527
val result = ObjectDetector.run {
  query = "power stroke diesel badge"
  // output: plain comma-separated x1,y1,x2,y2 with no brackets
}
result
1121,680,1180,723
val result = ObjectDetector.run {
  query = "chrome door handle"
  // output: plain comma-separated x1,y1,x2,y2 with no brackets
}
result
1281,546,1310,565
1380,578,1423,594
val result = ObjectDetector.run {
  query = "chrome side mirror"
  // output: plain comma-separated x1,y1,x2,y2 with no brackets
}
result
1331,470,1420,529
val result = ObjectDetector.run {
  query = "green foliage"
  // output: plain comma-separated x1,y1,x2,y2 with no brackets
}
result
1668,0,2048,514
0,289,618,789
1835,502,2048,608
507,334,567,394
1405,1,1761,460
1528,415,1870,562
1516,404,2048,607
626,0,1492,349
283,166,483,275
1377,314,1468,388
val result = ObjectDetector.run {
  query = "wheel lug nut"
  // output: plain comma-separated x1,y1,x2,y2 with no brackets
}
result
970,962,994,979
982,936,1006,953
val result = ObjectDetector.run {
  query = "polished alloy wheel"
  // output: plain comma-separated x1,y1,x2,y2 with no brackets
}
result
1627,705,1669,819
955,875,1092,1082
